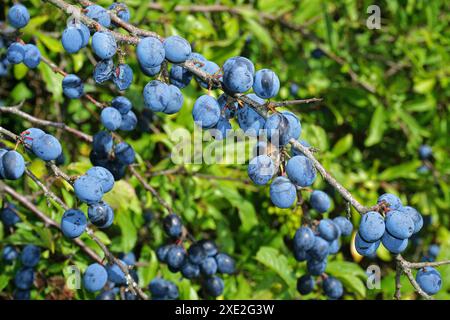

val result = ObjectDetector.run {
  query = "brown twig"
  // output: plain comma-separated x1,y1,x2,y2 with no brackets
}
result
0,105,93,143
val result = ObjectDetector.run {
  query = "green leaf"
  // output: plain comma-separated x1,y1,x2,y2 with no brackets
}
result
115,210,138,252
331,134,353,158
0,275,9,292
39,62,64,99
10,83,33,103
36,32,64,53
244,18,274,51
14,63,29,80
327,261,367,298
413,78,435,94
379,160,421,181
365,106,386,147
255,246,295,289
137,245,159,287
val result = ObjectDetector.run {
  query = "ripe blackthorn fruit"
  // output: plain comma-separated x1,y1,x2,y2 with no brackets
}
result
192,95,221,129
163,36,192,63
62,27,84,54
101,107,122,131
14,268,34,290
416,267,441,295
2,245,19,262
109,3,130,24
74,175,104,204
61,209,87,239
113,64,133,91
222,56,255,93
163,214,183,238
2,150,25,180
332,216,353,236
166,245,186,269
359,211,385,242
377,193,402,210
8,4,30,29
200,257,218,276
253,69,280,99
310,190,331,213
85,5,111,28
83,263,108,292
355,232,380,256
247,155,275,186
0,203,20,227
86,166,115,193
322,276,343,299
6,42,25,64
21,244,41,267
62,74,84,99
23,44,41,69
203,276,224,297
308,236,329,261
236,94,266,135
385,209,414,240
32,134,62,161
269,176,297,209
400,206,423,234
381,231,408,254
293,226,315,251
92,31,117,60
88,201,114,228
215,253,235,274
181,262,200,279
114,142,135,165
93,59,114,84
136,37,165,68
106,260,127,285
297,275,315,295
286,155,316,187
318,219,340,241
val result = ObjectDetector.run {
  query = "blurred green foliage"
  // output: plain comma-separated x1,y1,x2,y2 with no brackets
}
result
0,0,449,300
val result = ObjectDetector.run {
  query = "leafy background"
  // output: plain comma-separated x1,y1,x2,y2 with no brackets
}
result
0,0,449,300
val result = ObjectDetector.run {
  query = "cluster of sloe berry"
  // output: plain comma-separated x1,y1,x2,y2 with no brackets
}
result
1,127,65,181
148,278,179,300
92,252,141,300
60,166,116,240
156,214,235,298
355,193,423,256
3,4,41,71
60,4,133,92
248,137,331,213
293,216,353,299
354,193,442,295
90,130,136,180
100,96,137,132
2,243,41,300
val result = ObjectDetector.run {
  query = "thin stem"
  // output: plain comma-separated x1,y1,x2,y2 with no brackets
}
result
0,105,93,143
289,138,370,214
128,166,174,215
